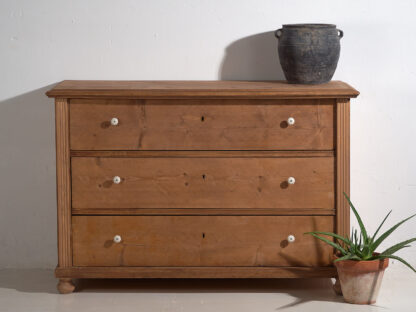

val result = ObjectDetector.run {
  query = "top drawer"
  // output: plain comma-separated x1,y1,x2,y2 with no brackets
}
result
69,99,334,150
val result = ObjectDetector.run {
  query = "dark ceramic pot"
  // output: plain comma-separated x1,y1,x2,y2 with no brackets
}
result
275,24,343,84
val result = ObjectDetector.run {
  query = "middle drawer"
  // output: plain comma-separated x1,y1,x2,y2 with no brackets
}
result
71,156,334,210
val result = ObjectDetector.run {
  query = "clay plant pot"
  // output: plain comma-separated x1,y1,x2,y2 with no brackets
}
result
334,255,389,304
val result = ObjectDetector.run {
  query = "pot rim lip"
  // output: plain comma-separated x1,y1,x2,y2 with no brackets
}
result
282,23,337,28
333,253,389,270
333,252,382,261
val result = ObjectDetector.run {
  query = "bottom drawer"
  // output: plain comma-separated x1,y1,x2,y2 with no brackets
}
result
72,216,334,267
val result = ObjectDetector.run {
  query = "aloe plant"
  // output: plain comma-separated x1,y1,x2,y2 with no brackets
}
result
305,192,416,272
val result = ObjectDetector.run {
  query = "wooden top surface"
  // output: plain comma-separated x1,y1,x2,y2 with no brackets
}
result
46,80,359,99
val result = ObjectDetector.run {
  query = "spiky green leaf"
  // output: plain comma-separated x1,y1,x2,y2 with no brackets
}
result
306,233,347,255
344,192,369,243
371,210,392,243
379,238,416,256
370,214,416,253
304,231,351,246
373,254,416,273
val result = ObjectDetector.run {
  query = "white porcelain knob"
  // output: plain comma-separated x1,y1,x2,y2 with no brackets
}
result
113,176,121,184
110,117,119,126
287,235,295,243
113,235,122,243
287,117,295,126
288,177,296,185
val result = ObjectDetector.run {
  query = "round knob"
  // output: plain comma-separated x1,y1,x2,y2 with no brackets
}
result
287,177,296,185
113,176,121,184
287,117,295,126
110,117,119,126
113,235,122,243
287,235,296,243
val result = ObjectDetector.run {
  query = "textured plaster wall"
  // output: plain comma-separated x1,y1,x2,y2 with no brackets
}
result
0,0,415,269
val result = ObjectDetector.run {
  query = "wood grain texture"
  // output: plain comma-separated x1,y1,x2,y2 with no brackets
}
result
55,266,337,279
55,98,72,268
72,208,335,216
57,278,75,294
50,81,358,286
46,80,359,99
72,216,334,267
70,150,335,158
336,99,350,238
69,99,335,151
71,157,335,209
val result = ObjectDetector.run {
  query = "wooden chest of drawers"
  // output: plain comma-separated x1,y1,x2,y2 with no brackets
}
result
46,80,358,293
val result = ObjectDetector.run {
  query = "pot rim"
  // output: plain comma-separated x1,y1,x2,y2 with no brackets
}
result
333,253,389,272
282,23,336,28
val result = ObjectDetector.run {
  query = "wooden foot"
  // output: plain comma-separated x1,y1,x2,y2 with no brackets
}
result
57,278,75,294
333,277,342,296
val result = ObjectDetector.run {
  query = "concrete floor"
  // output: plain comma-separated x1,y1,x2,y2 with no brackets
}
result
0,269,414,312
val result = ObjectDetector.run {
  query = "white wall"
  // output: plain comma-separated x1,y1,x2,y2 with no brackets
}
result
1,0,415,270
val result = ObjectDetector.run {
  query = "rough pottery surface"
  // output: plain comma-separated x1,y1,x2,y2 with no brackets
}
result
275,24,342,84
335,258,389,304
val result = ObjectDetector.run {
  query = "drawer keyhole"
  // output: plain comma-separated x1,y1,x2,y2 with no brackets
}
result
201,116,205,122
202,174,206,180
202,233,205,239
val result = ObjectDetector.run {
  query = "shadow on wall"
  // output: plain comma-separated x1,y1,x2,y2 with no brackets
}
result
219,31,285,80
0,84,57,268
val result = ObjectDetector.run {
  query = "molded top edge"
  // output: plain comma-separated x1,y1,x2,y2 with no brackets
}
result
46,80,359,99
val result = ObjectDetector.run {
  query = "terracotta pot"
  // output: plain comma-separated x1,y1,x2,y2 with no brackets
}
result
334,256,389,304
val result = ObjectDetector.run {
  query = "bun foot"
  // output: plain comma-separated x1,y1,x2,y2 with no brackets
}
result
57,278,75,294
333,277,342,296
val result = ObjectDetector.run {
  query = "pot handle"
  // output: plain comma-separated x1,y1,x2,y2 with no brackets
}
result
275,29,282,39
337,29,344,39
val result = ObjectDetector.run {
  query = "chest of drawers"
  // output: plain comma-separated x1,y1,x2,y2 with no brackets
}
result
46,80,358,293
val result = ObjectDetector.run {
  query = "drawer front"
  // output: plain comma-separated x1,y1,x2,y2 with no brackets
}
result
72,216,334,267
69,99,334,150
72,157,335,210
